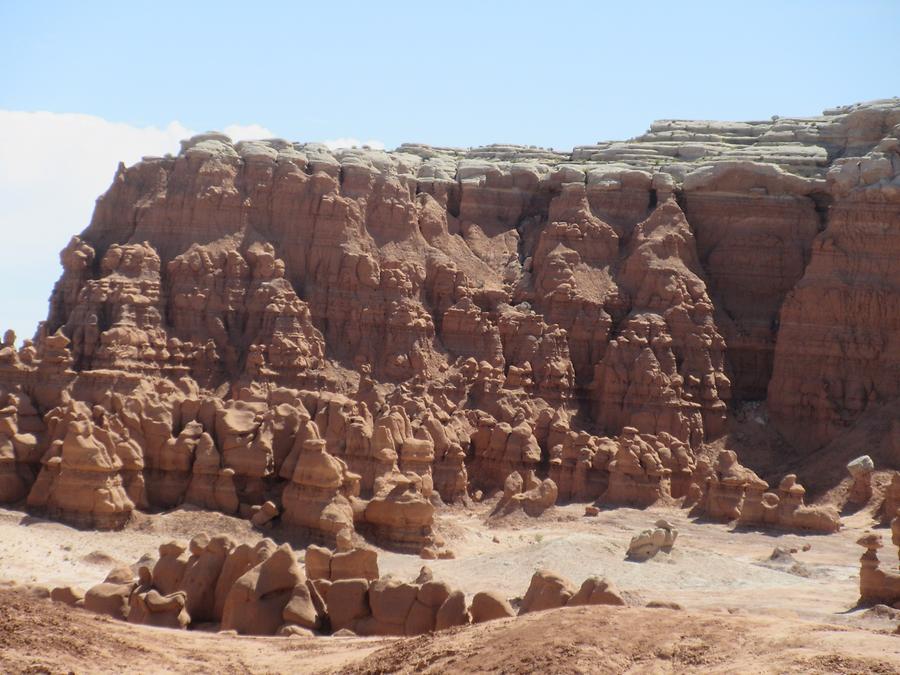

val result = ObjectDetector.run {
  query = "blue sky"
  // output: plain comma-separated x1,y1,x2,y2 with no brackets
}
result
1,0,899,339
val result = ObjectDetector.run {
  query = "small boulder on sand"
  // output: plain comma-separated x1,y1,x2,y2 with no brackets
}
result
627,520,678,561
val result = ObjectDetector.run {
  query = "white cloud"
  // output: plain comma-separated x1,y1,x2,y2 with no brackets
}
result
322,137,386,151
223,123,276,142
0,111,274,342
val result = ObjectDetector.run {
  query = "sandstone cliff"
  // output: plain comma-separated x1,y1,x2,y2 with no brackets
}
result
2,98,900,535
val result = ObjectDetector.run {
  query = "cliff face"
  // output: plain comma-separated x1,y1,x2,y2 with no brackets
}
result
1,99,899,533
768,127,900,449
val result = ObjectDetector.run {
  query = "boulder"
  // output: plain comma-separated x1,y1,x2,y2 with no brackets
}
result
213,540,274,621
84,581,135,619
221,543,305,635
331,547,379,581
567,576,626,606
326,578,371,631
627,520,678,560
304,544,333,580
50,586,85,607
152,540,189,595
282,581,324,631
470,591,515,623
278,624,315,637
128,568,190,629
435,590,469,630
178,533,232,622
519,570,576,614
367,577,418,633
418,580,452,609
251,500,279,527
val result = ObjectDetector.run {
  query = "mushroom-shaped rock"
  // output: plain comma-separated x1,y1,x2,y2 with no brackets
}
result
858,532,883,552
282,439,356,543
42,418,134,529
856,531,900,605
847,455,875,505
365,471,435,551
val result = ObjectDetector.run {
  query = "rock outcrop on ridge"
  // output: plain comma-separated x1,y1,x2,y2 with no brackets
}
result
2,99,900,540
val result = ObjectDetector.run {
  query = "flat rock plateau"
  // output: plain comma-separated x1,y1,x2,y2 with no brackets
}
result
3,99,900,673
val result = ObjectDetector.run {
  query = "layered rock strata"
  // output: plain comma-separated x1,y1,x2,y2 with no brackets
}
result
4,99,900,539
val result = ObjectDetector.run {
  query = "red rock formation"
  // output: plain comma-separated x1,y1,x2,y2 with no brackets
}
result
602,427,673,506
881,472,900,524
4,99,900,543
857,532,900,606
769,111,900,448
591,198,730,446
0,389,43,502
688,451,840,533
364,470,438,553
684,163,823,401
27,404,134,529
493,470,558,517
281,438,358,544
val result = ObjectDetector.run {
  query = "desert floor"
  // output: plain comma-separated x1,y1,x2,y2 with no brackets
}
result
1,500,899,673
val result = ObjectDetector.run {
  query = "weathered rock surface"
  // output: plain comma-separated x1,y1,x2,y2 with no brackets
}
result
3,99,900,543
493,470,558,517
221,543,305,635
627,520,678,561
847,455,875,505
519,570,576,614
470,591,516,623
686,451,841,533
567,576,626,607
50,585,85,607
857,531,900,606
75,534,637,639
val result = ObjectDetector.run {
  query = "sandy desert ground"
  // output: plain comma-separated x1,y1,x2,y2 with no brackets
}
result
2,500,899,673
